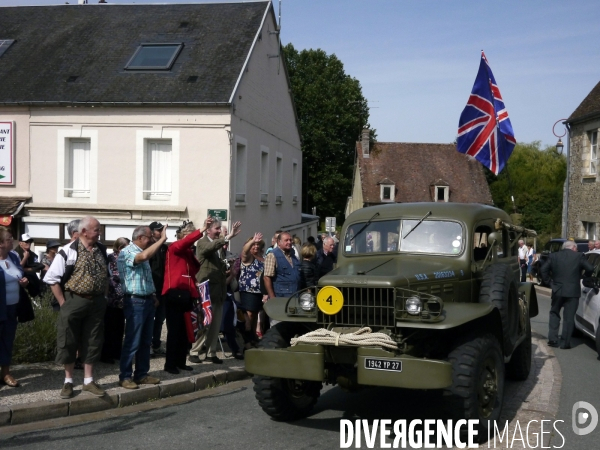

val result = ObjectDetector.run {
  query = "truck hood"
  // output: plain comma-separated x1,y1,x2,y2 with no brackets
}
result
319,256,464,288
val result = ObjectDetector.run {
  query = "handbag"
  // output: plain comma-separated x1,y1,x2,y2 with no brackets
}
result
16,286,35,323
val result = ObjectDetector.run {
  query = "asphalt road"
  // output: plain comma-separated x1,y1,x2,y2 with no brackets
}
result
532,290,600,448
0,382,457,450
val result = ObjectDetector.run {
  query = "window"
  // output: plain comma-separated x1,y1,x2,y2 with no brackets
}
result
0,39,15,58
125,43,183,70
65,139,90,198
260,149,269,204
380,184,394,202
144,140,172,200
276,154,283,204
235,143,247,203
344,219,463,255
292,161,299,204
584,221,596,240
590,131,598,175
435,186,449,202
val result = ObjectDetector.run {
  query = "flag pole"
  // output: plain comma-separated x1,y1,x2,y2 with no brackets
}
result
488,76,517,214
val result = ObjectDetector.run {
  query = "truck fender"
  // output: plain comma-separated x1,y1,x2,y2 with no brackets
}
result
518,282,539,318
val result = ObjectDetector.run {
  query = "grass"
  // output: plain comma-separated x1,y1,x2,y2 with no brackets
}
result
12,291,59,364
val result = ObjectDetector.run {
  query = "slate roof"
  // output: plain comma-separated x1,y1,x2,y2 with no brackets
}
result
0,2,269,105
358,142,492,205
567,81,600,124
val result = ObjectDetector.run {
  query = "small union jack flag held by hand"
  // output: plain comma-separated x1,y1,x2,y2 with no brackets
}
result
457,51,516,175
197,280,213,327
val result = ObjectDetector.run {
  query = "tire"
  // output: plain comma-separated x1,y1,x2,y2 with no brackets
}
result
505,313,531,380
443,334,505,441
479,264,520,353
252,322,322,421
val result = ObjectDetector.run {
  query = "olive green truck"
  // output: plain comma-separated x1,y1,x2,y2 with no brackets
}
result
246,203,538,437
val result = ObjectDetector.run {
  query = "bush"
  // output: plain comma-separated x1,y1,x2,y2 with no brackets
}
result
12,291,58,364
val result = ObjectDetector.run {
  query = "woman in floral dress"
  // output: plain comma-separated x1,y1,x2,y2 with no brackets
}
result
239,233,265,345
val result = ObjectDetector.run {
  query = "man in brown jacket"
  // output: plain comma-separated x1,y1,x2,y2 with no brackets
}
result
189,218,241,364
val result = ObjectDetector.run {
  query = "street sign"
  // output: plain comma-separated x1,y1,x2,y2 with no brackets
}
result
208,209,228,221
325,216,336,232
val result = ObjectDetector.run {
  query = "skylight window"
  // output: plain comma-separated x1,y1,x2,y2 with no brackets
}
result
125,43,183,70
0,40,15,58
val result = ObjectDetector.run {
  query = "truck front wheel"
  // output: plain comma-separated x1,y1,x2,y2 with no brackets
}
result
443,333,504,441
252,322,322,421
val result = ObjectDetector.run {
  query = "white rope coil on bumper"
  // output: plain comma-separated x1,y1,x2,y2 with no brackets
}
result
290,327,398,351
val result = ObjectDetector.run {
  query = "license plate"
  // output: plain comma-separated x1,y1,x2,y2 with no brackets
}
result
364,358,402,372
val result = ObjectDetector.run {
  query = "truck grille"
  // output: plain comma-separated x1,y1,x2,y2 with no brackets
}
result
317,287,396,327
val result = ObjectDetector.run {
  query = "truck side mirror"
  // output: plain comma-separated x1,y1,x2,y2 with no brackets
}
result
488,232,501,247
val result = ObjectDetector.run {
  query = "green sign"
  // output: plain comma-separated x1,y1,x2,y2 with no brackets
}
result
207,209,228,221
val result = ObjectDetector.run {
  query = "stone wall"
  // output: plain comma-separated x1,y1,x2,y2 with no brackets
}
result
567,118,600,238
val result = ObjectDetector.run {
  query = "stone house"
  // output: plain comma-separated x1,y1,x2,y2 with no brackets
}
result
0,2,318,253
565,81,600,240
345,129,493,217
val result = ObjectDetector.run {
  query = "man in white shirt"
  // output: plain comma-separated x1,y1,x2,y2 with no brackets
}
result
517,240,527,282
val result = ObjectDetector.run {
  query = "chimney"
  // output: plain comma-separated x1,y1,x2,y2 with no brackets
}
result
361,128,370,158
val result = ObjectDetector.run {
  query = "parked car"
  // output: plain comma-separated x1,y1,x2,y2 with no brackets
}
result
575,252,600,354
532,238,589,286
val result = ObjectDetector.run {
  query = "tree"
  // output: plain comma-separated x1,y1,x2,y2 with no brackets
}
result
282,44,372,222
488,142,566,237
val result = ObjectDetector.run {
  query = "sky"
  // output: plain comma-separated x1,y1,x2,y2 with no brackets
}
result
1,0,599,147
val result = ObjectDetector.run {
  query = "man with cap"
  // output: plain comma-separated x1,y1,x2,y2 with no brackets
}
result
15,233,44,296
149,222,168,355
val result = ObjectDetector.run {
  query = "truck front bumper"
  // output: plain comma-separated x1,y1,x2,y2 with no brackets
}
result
245,344,453,389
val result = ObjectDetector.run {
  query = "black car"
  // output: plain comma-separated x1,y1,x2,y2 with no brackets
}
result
532,238,590,286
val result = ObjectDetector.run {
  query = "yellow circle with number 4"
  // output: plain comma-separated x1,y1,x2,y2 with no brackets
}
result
317,286,344,315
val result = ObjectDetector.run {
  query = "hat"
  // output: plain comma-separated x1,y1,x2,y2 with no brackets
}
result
149,221,164,231
20,233,34,242
46,239,61,249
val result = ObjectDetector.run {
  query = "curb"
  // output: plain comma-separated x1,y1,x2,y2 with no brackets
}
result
0,367,249,427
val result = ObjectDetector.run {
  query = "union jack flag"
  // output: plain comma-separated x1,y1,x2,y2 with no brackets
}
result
197,281,213,327
457,51,516,175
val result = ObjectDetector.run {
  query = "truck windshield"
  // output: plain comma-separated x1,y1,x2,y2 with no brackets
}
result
344,219,464,255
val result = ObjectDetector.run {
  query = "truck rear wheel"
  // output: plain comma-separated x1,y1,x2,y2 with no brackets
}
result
443,334,504,441
479,264,520,353
252,322,322,421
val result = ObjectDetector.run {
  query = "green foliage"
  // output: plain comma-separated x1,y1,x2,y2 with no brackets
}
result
488,142,566,236
12,291,58,364
282,44,373,221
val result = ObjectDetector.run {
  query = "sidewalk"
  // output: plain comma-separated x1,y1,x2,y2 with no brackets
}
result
0,345,248,426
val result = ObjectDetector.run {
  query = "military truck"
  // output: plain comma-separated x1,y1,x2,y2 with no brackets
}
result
245,203,538,437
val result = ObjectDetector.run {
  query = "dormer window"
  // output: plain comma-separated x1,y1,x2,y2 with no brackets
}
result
380,184,394,202
435,185,449,202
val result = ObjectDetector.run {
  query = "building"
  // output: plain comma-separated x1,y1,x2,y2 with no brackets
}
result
345,129,493,217
0,2,318,253
564,81,600,240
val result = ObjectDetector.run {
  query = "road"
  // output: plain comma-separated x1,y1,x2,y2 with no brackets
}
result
532,290,600,449
2,290,600,449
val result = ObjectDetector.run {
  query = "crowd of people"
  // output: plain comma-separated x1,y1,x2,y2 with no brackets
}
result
0,217,338,398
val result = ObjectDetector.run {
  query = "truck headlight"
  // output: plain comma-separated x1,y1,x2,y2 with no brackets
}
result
299,292,316,311
405,296,422,315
